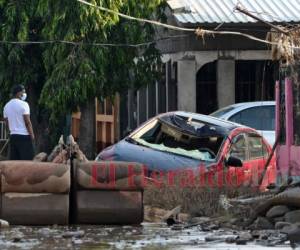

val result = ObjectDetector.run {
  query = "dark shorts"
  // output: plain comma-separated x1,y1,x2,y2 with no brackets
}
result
9,135,34,160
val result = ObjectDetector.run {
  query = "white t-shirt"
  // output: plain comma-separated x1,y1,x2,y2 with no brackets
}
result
3,99,30,135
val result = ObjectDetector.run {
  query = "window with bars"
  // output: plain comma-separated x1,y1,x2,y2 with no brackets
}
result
235,60,278,103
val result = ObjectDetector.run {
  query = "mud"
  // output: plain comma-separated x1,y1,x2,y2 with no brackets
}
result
0,223,291,250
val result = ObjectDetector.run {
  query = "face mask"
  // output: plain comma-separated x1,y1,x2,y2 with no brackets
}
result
20,93,27,101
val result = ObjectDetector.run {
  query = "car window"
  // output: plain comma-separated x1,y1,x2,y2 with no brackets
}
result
229,134,247,161
131,117,225,162
247,134,269,160
229,106,275,131
210,106,235,118
261,106,275,130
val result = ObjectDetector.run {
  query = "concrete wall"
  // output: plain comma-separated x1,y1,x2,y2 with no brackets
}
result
165,50,272,113
177,59,196,112
157,29,270,54
217,59,235,108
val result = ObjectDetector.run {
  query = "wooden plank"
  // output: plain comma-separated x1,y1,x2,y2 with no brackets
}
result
114,94,120,142
96,115,114,123
102,122,107,145
95,99,98,149
72,112,81,120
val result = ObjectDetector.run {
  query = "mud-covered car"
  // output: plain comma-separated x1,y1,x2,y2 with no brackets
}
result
96,112,276,188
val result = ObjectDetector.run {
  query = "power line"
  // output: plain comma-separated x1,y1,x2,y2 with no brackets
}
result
0,40,151,47
0,35,191,47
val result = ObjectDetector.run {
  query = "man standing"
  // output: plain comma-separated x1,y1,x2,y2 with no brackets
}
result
3,84,35,160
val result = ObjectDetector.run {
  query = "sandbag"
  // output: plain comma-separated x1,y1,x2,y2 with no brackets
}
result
2,193,69,225
75,161,145,191
75,190,143,224
0,161,70,193
256,187,300,216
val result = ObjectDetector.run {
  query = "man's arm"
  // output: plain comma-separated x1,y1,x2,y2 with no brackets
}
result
23,115,35,141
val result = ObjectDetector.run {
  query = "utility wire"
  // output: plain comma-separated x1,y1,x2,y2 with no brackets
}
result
0,40,151,47
0,34,191,47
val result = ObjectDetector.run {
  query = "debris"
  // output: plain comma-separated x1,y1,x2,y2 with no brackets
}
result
238,232,253,242
280,223,299,234
249,217,274,230
275,221,292,230
266,205,290,218
62,230,85,239
273,216,285,224
0,219,9,228
37,228,51,237
205,236,223,242
286,226,300,248
52,149,68,164
162,206,181,221
166,218,177,226
255,187,300,218
47,135,65,162
189,217,211,225
38,135,89,164
144,206,189,223
171,224,184,231
11,232,24,242
33,152,48,162
284,210,300,224
229,184,300,249
219,195,233,210
206,223,220,231
236,238,247,245
68,135,89,162
225,236,237,244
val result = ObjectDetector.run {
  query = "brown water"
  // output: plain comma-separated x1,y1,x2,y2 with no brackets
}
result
0,223,291,250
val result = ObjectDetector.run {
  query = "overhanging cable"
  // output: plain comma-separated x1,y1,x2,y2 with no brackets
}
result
0,34,192,47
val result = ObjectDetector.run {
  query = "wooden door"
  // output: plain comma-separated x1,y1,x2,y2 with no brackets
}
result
96,96,119,152
71,96,120,153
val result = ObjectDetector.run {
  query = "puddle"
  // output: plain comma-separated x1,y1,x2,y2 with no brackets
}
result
0,223,292,250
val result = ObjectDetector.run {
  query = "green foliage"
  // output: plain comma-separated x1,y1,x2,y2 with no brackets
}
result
0,0,45,110
0,0,164,122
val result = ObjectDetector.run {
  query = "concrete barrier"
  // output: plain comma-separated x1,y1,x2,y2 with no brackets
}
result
75,161,145,191
75,191,143,224
1,161,70,193
2,193,69,225
73,160,145,224
0,161,70,225
0,160,144,225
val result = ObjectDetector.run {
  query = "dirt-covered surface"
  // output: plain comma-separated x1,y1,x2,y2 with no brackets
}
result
0,223,292,250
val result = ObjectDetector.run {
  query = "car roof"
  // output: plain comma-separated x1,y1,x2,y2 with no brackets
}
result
210,101,276,119
160,111,244,132
224,101,275,109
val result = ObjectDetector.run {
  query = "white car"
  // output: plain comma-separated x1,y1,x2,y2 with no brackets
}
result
210,101,275,146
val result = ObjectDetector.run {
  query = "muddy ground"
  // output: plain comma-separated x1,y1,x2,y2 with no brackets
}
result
0,223,292,250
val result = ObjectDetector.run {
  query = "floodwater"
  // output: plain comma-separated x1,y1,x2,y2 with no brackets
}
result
0,223,292,250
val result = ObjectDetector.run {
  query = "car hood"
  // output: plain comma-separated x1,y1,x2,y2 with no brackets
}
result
97,139,213,172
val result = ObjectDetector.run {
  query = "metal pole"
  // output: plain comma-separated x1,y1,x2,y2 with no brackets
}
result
235,6,289,35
